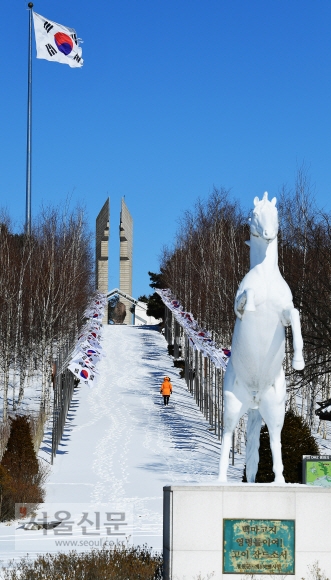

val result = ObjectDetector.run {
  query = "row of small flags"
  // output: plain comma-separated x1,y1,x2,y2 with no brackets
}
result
32,10,83,68
156,289,231,370
67,292,107,387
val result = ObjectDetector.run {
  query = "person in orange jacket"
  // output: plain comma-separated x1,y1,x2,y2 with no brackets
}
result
160,376,172,406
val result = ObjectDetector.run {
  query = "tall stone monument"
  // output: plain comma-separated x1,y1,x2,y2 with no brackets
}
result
95,198,110,323
119,198,133,324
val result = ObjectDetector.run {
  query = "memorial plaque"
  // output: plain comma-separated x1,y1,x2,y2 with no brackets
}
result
303,455,331,487
223,519,295,574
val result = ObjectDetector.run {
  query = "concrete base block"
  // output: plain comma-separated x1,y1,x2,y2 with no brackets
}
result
163,483,331,579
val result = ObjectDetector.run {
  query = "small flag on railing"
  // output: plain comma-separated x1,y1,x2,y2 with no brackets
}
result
32,11,83,68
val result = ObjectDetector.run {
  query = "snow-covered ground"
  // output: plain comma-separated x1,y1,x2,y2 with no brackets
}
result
0,325,244,564
1,323,331,568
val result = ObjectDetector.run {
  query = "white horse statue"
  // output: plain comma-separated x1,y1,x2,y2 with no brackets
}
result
218,192,304,484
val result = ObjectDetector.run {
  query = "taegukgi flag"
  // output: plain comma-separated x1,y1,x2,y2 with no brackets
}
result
32,12,83,68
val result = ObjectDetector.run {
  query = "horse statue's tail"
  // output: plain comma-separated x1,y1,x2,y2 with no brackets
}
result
246,409,262,482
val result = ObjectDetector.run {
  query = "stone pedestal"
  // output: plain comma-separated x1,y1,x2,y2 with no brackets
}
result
163,483,331,579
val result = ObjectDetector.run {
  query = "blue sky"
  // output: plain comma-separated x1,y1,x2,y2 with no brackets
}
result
1,1,331,298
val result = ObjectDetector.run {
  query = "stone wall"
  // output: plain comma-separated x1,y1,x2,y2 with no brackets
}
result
164,483,331,579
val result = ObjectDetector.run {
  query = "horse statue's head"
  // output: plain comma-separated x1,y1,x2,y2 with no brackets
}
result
249,191,278,243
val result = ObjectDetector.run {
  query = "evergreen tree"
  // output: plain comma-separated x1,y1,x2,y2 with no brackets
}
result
0,416,43,521
146,293,164,320
147,271,166,289
1,416,39,479
137,295,148,303
139,272,166,321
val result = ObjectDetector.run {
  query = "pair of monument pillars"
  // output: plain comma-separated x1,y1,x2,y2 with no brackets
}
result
95,198,133,324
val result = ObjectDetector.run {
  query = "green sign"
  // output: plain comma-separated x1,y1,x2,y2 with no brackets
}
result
303,455,331,487
223,519,295,575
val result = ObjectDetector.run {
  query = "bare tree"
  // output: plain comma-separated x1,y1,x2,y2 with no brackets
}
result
0,204,93,417
160,175,331,430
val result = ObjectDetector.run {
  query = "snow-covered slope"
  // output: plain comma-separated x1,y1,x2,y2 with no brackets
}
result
0,325,243,563
1,324,331,566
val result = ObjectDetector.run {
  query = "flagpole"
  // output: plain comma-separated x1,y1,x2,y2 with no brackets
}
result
25,3,33,236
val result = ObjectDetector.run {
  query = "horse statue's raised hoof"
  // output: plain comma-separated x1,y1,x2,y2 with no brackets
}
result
292,357,305,371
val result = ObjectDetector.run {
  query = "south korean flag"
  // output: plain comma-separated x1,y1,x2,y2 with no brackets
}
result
68,363,95,388
32,11,83,68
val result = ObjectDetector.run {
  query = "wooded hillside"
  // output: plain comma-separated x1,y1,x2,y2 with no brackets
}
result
160,170,331,432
